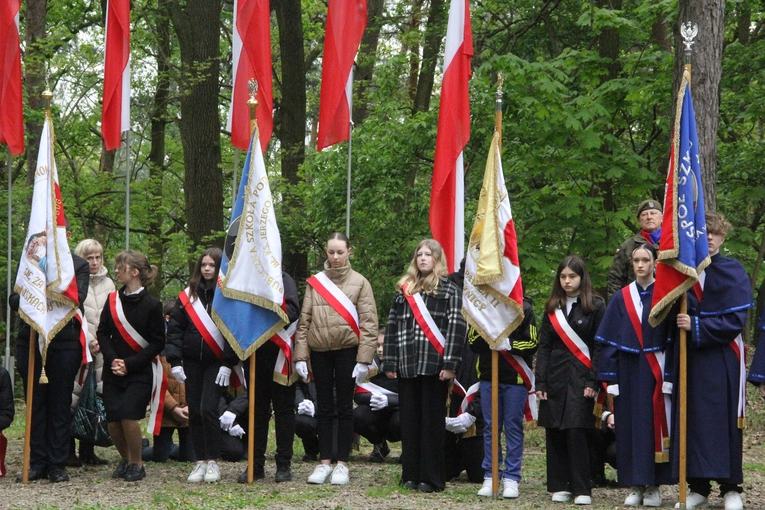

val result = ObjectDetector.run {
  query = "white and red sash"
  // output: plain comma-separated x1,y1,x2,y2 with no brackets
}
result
694,273,747,428
355,380,398,398
109,292,167,435
179,288,225,360
271,321,298,385
307,272,360,338
451,379,480,416
549,308,591,368
75,309,94,386
499,351,538,421
402,283,446,356
622,282,670,461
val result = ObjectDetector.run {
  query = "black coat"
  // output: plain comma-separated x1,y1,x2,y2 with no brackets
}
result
535,296,605,429
0,365,14,431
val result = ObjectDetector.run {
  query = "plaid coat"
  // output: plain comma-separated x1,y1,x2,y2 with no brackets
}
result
381,276,467,378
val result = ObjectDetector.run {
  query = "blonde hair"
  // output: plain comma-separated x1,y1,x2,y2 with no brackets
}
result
396,239,448,295
75,239,104,258
706,212,732,237
114,250,158,287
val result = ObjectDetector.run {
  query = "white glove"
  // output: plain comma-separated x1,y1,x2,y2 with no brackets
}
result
369,392,388,411
295,361,309,381
297,399,315,417
228,424,245,437
607,384,619,396
352,363,369,384
171,366,186,382
215,366,231,386
490,338,512,351
662,381,673,395
219,411,236,431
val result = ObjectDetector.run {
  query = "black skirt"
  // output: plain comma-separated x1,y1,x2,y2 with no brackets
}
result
103,380,152,422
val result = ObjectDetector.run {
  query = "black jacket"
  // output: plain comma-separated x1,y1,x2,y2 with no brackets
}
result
98,287,165,387
469,298,537,385
354,355,399,407
255,272,301,358
0,365,14,431
10,254,90,351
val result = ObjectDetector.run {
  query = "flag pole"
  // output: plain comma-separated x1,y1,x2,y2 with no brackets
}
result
125,130,131,249
345,67,354,238
246,78,258,485
490,73,504,498
5,150,12,372
677,21,696,510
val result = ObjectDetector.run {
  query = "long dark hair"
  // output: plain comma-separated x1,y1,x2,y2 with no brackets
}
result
188,247,222,301
544,255,598,314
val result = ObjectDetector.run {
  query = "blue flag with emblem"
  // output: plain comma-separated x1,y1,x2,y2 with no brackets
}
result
212,127,288,360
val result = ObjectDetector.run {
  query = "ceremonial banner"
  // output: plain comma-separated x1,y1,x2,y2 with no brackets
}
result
429,0,472,272
648,70,710,327
462,131,524,347
212,128,288,360
317,0,367,151
0,0,23,155
227,0,272,152
102,0,130,151
14,117,79,361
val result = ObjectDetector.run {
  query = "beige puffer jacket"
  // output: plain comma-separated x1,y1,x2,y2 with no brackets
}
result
295,261,378,364
72,265,115,403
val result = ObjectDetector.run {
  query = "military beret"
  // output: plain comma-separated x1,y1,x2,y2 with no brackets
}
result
636,199,662,218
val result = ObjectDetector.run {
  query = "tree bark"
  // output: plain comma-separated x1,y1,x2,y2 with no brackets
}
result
24,0,48,187
274,0,308,281
673,0,725,212
413,0,446,114
168,0,224,248
353,0,385,126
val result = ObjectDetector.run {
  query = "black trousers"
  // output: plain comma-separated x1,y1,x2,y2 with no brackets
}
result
444,433,484,483
184,358,225,460
311,347,356,462
252,350,296,469
545,427,591,496
16,346,81,471
295,414,319,457
143,426,195,462
689,479,742,498
399,375,449,490
353,404,401,444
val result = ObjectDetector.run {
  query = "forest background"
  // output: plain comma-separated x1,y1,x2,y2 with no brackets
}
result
1,0,765,350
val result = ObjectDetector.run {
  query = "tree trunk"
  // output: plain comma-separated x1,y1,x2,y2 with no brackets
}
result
147,0,172,291
673,0,725,212
168,0,224,248
407,0,423,106
274,0,308,281
413,0,446,114
352,0,385,126
24,0,48,187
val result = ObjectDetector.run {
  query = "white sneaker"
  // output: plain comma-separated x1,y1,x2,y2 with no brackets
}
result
574,495,592,505
643,486,662,507
477,477,493,497
624,486,644,506
552,491,573,503
307,464,333,484
502,479,519,499
187,462,207,483
330,463,349,485
723,491,744,510
675,491,709,509
204,461,220,483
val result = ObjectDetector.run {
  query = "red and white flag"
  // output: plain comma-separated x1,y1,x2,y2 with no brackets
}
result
101,0,130,151
14,116,79,362
462,131,524,346
316,0,367,151
430,0,472,272
0,0,23,155
227,0,272,152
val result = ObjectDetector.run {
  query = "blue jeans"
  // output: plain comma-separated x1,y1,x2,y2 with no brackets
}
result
480,382,527,481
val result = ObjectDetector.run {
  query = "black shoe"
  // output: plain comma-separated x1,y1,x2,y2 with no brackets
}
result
369,441,389,463
112,460,129,479
417,482,441,493
80,453,109,466
16,466,47,482
124,464,146,482
275,467,292,482
48,467,70,483
142,438,150,448
65,454,82,468
238,466,265,483
302,452,318,462
402,480,418,490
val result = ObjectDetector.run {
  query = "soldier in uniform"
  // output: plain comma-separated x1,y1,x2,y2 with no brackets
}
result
606,200,662,300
